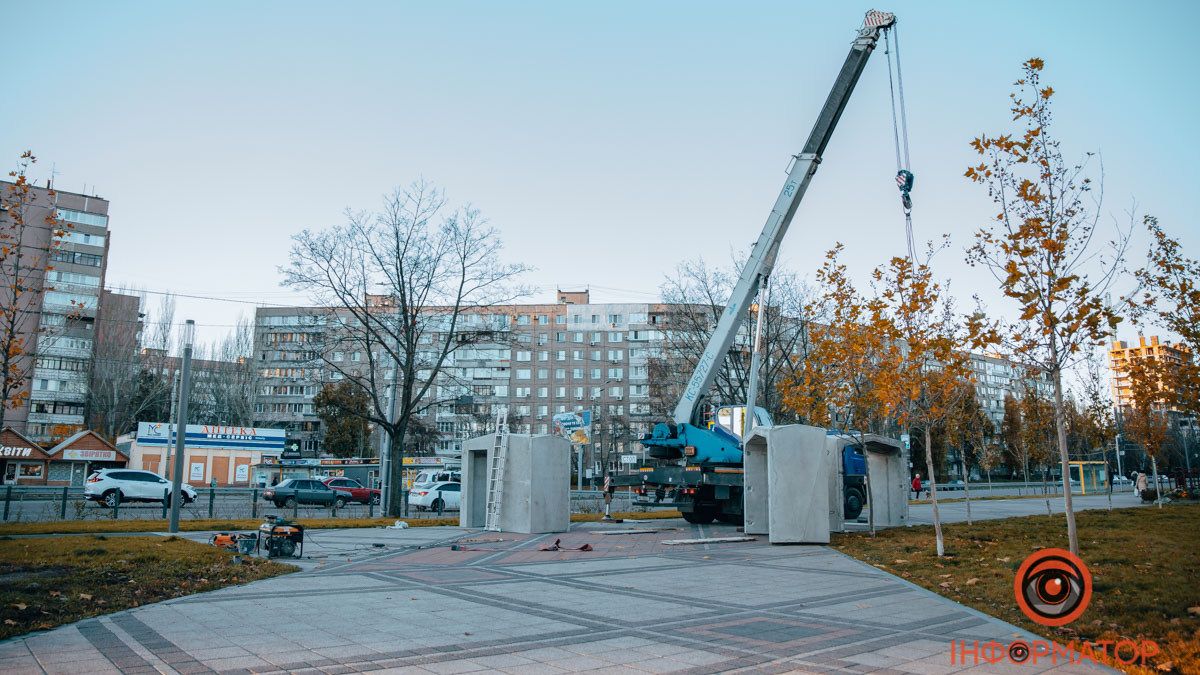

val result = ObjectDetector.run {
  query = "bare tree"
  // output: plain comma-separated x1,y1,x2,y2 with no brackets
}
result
654,255,816,423
283,180,530,515
192,316,258,425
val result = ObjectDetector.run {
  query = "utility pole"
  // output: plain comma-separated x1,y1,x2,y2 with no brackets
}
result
168,320,195,533
1115,433,1123,480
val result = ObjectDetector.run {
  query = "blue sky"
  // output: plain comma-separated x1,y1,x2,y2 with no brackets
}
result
3,1,1197,348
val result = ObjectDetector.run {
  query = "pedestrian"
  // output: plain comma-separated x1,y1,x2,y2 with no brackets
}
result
602,471,616,520
911,473,922,501
1136,471,1148,499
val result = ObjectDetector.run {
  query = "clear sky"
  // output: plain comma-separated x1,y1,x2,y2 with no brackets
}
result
3,1,1197,349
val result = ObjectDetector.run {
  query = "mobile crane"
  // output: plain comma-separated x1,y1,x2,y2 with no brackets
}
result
628,9,902,524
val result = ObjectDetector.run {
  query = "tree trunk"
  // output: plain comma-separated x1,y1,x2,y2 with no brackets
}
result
924,426,945,557
386,428,407,517
1043,467,1052,516
960,453,972,526
1151,455,1162,510
1050,366,1080,555
1106,459,1112,511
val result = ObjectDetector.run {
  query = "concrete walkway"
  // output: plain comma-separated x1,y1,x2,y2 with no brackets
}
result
0,518,1113,674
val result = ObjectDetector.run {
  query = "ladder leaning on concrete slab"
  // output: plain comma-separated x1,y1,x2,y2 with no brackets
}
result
484,407,510,532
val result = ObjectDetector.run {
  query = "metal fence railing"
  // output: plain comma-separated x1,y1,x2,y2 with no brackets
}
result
0,486,645,525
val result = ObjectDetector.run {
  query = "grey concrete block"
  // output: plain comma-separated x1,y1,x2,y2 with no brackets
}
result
461,433,570,534
744,424,832,544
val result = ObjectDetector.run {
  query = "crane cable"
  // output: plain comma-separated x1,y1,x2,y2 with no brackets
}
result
884,24,917,264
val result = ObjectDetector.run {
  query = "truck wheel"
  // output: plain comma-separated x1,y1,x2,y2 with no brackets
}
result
844,489,865,520
716,513,742,525
682,509,715,525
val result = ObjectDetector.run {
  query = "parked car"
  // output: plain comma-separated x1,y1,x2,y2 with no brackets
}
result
411,470,460,488
409,481,461,512
84,469,196,508
321,477,380,507
263,478,337,508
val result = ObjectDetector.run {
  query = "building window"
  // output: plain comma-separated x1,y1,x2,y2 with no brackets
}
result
555,315,566,325
517,315,531,325
572,332,584,343
516,369,531,380
56,208,108,227
555,368,566,380
536,315,549,325
537,368,549,379
516,351,532,362
590,368,602,379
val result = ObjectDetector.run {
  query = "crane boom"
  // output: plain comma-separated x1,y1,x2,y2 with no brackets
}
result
672,9,896,427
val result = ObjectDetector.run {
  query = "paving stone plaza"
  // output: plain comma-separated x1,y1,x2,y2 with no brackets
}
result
0,496,1135,674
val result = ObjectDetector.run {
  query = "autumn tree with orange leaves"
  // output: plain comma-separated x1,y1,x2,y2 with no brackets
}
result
779,244,899,534
0,152,71,430
965,58,1129,555
870,252,983,557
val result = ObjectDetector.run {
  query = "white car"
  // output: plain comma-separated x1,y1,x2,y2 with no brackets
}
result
412,470,460,487
409,481,460,512
85,469,196,508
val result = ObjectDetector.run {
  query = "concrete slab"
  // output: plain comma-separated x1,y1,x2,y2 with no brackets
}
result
1,517,1117,674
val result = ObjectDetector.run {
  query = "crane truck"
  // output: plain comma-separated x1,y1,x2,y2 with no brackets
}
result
624,9,899,525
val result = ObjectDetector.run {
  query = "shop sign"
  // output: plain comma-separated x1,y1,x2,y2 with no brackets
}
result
189,463,205,481
0,446,34,458
235,464,249,482
61,449,117,461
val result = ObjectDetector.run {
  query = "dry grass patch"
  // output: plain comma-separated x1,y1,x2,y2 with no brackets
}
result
832,504,1199,674
0,509,683,536
0,535,294,640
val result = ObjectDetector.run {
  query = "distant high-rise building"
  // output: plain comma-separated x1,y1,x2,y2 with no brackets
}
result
0,182,111,442
1108,335,1195,414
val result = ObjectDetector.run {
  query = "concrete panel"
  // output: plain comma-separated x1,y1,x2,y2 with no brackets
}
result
743,431,769,535
865,436,908,528
745,424,832,544
460,433,570,534
824,436,845,533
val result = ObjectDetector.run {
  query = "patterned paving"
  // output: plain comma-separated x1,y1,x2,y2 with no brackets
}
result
0,520,1113,674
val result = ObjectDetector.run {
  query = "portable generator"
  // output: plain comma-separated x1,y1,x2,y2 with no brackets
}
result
257,515,304,558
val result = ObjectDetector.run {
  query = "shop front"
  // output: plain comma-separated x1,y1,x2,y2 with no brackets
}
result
0,428,51,485
46,431,128,486
128,423,285,486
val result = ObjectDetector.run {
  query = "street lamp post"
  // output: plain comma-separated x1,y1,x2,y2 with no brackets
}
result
168,320,195,533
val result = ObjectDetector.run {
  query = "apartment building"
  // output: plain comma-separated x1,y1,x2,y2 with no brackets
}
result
1108,335,1194,410
252,292,667,474
968,351,1053,431
0,182,112,443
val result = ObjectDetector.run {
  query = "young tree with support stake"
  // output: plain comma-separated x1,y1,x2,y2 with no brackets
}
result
1124,357,1174,507
870,252,982,557
966,58,1129,556
283,180,529,516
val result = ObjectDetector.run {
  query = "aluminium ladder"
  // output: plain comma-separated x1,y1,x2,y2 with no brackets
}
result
484,408,510,531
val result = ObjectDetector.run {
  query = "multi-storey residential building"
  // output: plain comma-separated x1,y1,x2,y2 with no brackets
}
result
252,291,666,474
968,351,1053,431
1108,335,1194,411
0,182,111,443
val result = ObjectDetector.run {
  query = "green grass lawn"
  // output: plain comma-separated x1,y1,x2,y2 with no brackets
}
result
0,535,295,640
832,504,1200,674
